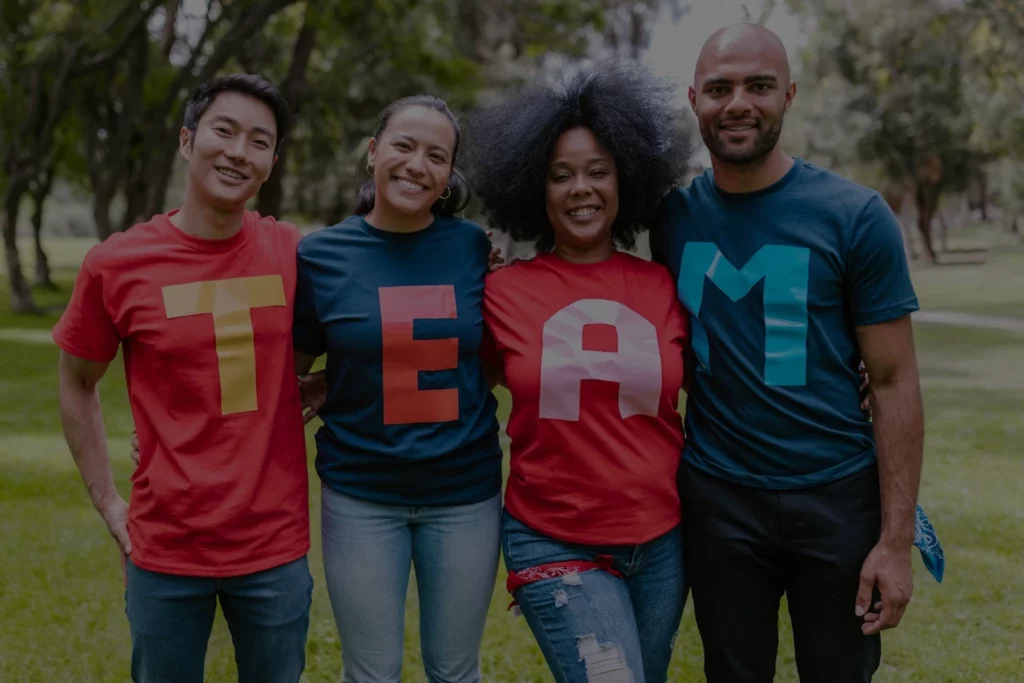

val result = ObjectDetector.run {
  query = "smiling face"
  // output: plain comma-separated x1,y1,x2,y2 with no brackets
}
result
544,127,619,258
367,105,456,222
179,91,278,211
689,25,796,165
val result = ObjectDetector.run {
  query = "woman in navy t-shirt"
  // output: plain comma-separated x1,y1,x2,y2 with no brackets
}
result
293,96,502,682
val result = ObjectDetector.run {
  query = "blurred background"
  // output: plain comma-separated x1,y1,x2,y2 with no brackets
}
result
1,0,1022,681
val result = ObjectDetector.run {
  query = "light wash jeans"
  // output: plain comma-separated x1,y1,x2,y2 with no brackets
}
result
502,511,686,683
321,485,501,683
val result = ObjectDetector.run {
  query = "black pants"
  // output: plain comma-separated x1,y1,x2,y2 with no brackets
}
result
680,461,882,683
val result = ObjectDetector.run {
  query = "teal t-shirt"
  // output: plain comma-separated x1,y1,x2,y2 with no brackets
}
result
652,159,919,489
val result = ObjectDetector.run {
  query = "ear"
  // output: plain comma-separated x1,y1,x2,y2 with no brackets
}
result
688,86,698,114
178,127,193,162
367,137,378,167
784,81,797,110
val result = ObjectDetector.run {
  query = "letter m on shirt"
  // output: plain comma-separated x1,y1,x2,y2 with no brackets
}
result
678,243,810,386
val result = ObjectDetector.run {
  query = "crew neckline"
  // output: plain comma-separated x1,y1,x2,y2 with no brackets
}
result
155,209,253,253
711,157,805,202
358,214,439,240
540,248,624,270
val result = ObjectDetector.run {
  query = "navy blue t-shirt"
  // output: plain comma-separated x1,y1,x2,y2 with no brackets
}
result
652,159,919,489
294,215,501,506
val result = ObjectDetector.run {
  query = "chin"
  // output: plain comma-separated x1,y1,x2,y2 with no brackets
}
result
385,192,435,215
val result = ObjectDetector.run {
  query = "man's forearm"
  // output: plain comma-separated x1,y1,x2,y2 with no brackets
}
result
59,379,118,510
870,375,924,548
294,351,317,375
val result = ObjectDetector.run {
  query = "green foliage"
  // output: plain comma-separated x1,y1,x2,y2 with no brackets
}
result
791,0,975,190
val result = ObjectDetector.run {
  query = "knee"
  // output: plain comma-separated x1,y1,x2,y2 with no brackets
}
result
574,634,636,683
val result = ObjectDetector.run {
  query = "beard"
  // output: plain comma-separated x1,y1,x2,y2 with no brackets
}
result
700,116,784,164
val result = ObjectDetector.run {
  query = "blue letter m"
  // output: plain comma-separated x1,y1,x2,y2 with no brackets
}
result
678,243,810,386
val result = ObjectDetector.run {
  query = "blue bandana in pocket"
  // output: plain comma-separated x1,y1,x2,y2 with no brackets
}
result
914,504,944,583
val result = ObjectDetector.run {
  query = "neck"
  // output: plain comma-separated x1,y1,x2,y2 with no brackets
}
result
365,203,434,234
711,148,794,194
172,186,246,240
553,239,614,265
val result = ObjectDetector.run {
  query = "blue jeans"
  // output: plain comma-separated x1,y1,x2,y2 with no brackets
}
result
321,485,501,683
502,511,686,683
125,556,312,683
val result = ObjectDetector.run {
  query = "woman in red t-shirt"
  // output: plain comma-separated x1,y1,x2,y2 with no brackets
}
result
463,62,694,683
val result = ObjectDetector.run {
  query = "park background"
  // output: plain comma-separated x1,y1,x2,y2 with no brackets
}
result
1,0,1022,680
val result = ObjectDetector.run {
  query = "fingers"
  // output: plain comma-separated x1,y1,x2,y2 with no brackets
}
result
863,591,896,635
130,432,141,465
863,588,910,635
120,548,128,587
854,570,875,618
861,601,883,623
112,523,132,556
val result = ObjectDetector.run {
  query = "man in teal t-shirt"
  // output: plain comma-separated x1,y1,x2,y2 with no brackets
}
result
652,23,924,682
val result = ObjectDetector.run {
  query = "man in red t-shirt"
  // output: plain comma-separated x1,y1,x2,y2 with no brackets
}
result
54,75,312,683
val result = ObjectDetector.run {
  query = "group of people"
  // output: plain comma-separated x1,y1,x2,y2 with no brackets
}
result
54,22,941,683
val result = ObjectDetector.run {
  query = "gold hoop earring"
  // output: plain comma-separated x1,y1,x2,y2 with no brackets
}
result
366,163,374,176
440,186,452,200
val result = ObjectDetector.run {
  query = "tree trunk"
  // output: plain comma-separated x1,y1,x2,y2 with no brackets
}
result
2,184,38,313
256,11,318,219
94,192,116,240
979,173,988,221
913,185,939,263
30,172,55,289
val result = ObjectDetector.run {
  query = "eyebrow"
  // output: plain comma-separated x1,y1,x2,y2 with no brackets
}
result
550,156,611,166
703,74,779,87
392,134,451,154
210,115,276,138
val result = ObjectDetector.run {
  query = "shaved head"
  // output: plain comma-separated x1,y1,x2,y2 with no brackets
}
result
688,22,796,166
695,23,791,88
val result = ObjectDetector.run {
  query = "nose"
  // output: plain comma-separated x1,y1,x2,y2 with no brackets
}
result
224,135,249,163
404,150,427,177
568,174,592,197
723,89,753,118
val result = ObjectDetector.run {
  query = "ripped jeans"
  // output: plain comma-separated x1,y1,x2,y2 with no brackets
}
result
502,511,686,683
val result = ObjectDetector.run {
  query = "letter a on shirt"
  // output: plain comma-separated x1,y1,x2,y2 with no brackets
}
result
539,299,662,421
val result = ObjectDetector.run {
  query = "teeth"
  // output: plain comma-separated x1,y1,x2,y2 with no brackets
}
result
724,125,754,131
397,178,426,191
569,208,598,217
218,168,245,179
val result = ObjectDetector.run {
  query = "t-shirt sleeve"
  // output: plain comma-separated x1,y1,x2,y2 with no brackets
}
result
52,257,120,362
846,194,920,326
479,280,504,376
292,246,327,357
648,195,670,267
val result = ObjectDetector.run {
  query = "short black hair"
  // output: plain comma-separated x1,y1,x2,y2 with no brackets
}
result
463,61,692,251
354,95,471,216
182,74,290,154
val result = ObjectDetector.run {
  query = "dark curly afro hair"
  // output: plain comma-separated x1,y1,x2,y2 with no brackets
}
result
462,60,692,251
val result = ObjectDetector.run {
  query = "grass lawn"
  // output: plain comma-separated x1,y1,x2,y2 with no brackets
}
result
1,235,1022,681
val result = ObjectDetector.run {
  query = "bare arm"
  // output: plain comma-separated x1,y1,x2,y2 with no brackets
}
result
295,351,317,376
294,351,325,424
58,350,131,556
853,315,923,633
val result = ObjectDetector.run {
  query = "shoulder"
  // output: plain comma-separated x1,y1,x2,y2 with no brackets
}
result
617,252,676,287
484,256,538,296
247,211,304,249
81,217,165,274
438,215,490,246
297,215,361,257
792,160,884,215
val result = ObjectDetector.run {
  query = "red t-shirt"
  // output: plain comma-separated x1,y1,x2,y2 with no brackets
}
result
483,251,688,546
53,210,309,577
